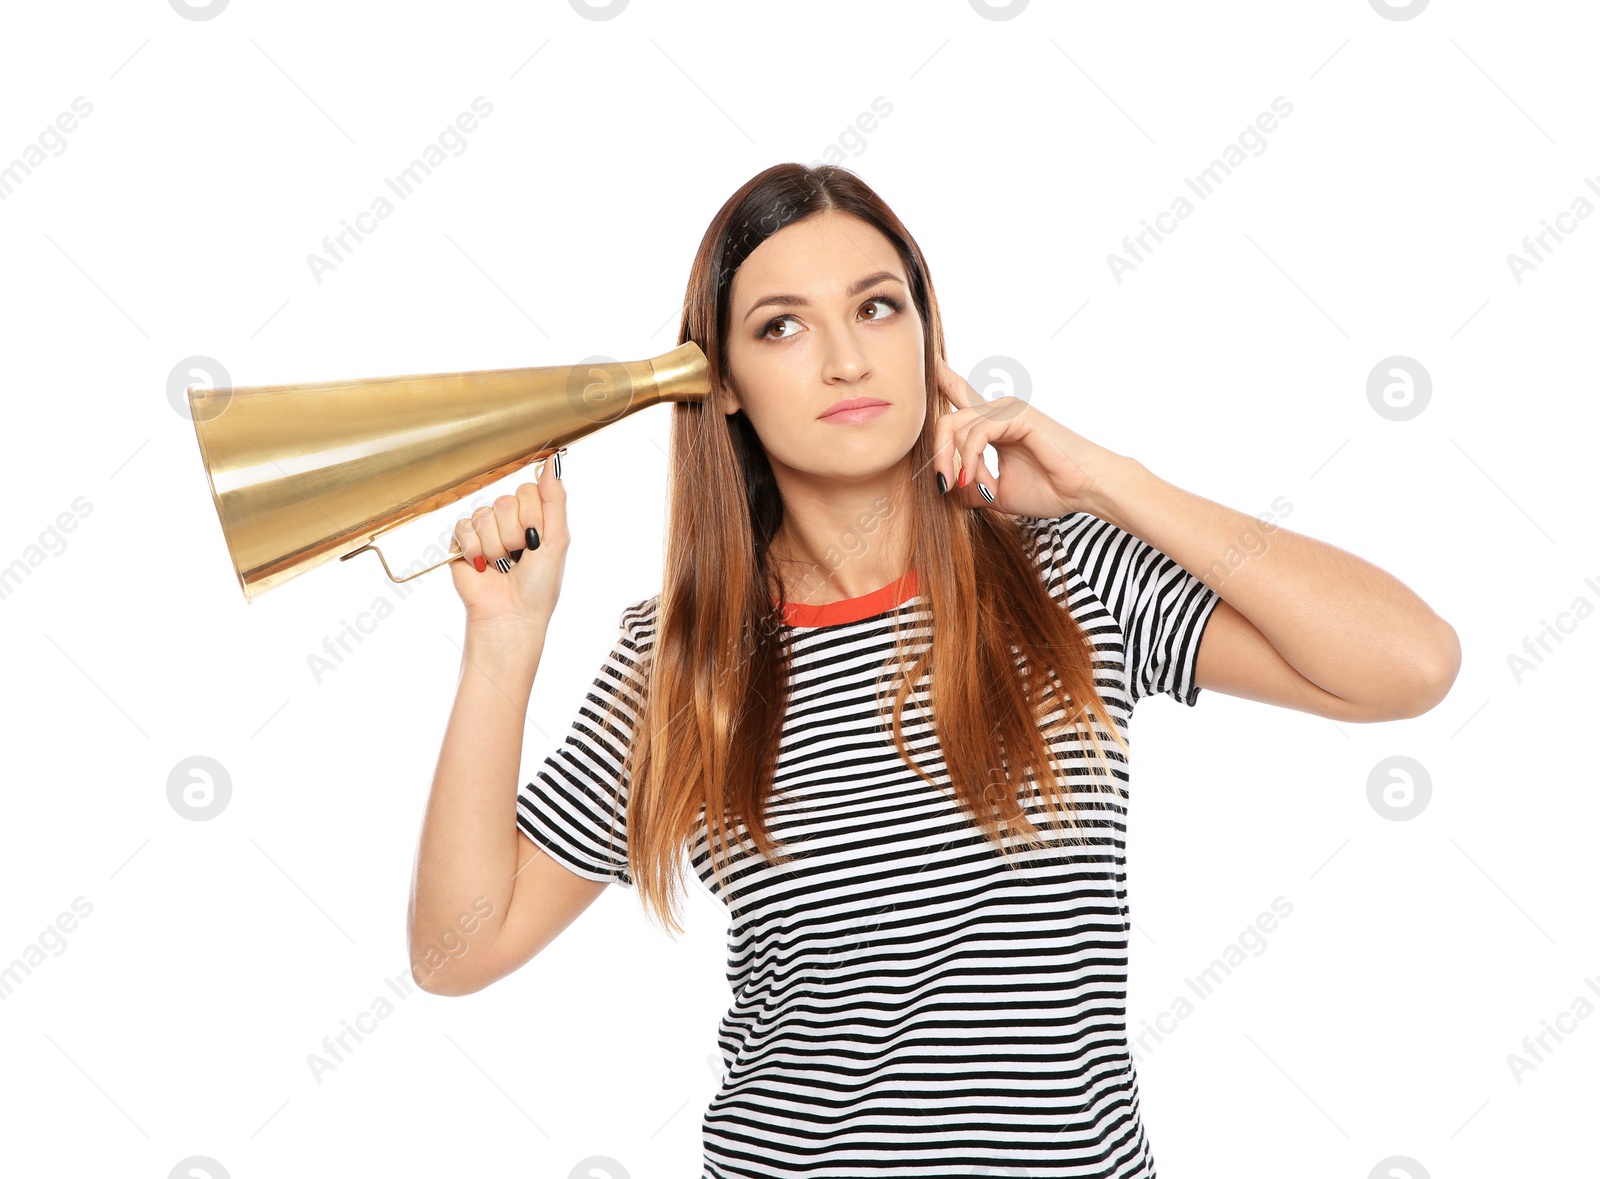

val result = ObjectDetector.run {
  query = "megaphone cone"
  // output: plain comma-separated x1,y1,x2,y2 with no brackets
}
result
187,341,709,602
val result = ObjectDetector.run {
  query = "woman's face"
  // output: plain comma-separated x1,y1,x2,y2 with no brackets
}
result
723,211,926,487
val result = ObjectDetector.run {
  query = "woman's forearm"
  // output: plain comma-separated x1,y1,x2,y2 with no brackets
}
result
408,619,546,991
1082,458,1460,709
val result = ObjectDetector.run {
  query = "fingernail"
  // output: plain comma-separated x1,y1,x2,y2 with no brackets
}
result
553,450,563,480
526,527,540,551
978,484,995,505
494,557,513,573
958,467,968,489
936,472,947,495
472,555,486,573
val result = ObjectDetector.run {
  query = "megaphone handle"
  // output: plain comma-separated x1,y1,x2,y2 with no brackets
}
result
337,447,561,584
339,541,466,584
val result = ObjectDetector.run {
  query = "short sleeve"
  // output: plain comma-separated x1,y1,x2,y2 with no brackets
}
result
1030,512,1222,708
514,597,655,886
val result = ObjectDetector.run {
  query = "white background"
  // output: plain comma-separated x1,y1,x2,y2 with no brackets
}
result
1,1,1595,1176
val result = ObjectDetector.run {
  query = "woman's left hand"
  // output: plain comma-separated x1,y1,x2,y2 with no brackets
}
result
932,355,1128,520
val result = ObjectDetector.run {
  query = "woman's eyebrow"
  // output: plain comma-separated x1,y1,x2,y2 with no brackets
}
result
742,271,905,322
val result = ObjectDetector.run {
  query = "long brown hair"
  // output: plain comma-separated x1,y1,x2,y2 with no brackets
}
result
617,163,1131,934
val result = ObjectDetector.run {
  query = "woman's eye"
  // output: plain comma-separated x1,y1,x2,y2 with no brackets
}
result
761,296,900,340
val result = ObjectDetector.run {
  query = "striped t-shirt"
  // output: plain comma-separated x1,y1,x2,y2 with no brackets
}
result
516,512,1223,1178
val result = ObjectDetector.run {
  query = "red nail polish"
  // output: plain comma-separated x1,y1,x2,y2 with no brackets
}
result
472,555,486,572
958,467,968,489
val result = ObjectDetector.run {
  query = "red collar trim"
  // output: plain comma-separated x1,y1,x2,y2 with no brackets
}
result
774,568,920,628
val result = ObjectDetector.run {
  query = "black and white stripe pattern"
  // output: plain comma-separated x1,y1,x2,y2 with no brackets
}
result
516,512,1222,1177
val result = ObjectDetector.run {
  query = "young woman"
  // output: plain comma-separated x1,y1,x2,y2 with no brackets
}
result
409,164,1461,1178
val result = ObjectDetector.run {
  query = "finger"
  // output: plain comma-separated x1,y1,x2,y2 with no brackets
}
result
504,454,561,564
498,482,532,565
936,356,985,412
962,448,997,507
534,449,566,544
934,404,981,492
473,505,507,564
453,516,487,573
956,418,997,494
491,494,525,567
947,407,994,492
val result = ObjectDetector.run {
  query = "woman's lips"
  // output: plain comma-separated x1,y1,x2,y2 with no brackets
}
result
820,403,890,424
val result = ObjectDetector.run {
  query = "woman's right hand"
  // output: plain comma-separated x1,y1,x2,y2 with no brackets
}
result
447,452,568,634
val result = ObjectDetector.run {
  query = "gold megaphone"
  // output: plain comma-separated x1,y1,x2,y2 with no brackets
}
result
187,341,709,603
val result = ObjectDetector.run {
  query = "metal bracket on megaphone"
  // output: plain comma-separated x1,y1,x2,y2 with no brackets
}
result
336,450,565,584
338,542,452,584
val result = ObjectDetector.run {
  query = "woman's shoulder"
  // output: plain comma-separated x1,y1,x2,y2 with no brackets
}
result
1015,511,1099,573
618,593,661,650
1017,509,1098,544
1019,510,1150,573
